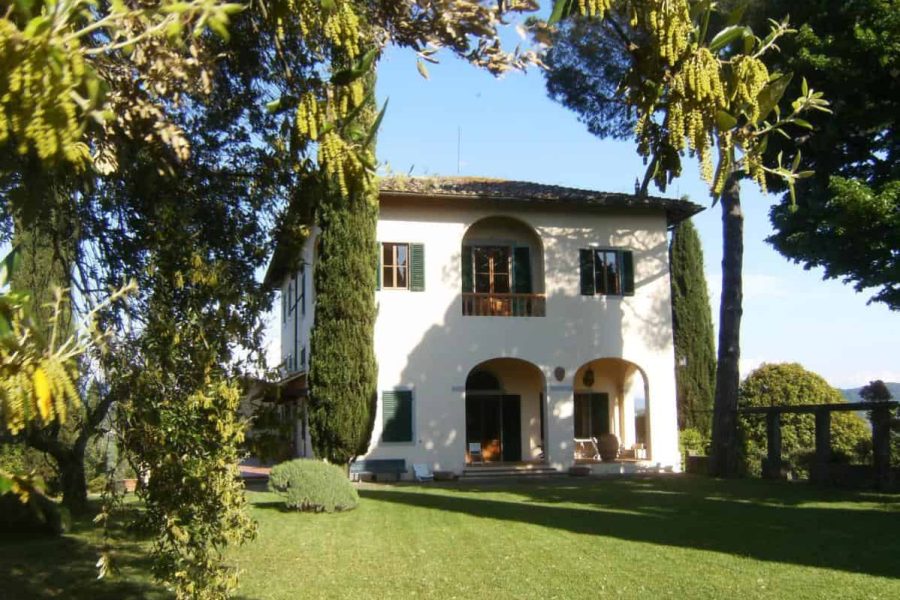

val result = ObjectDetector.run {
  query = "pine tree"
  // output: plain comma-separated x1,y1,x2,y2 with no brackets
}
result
670,219,716,435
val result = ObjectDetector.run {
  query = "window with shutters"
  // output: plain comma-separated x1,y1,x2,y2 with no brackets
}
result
378,243,425,292
382,390,413,443
579,249,635,297
382,243,409,289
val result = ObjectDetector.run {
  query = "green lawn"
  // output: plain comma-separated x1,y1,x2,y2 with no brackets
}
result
3,476,900,599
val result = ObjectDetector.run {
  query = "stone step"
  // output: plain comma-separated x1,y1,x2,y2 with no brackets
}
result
462,465,561,478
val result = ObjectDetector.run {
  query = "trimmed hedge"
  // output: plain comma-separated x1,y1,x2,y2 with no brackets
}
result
268,459,358,512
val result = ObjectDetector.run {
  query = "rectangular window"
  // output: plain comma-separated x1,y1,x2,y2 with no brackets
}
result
382,390,413,443
299,266,306,316
594,250,621,295
580,249,635,297
382,243,409,289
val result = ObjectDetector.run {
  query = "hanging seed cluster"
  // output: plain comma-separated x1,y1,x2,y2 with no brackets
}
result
1,357,79,435
730,55,769,123
577,0,613,18
663,47,727,185
575,1,781,196
0,21,92,165
283,0,361,59
283,0,373,197
626,0,693,63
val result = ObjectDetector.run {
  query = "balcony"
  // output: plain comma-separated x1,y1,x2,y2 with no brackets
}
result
462,293,546,317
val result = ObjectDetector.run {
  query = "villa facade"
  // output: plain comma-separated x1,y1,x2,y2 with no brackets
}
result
269,177,701,476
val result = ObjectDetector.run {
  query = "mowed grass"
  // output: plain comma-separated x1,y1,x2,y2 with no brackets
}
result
3,476,899,599
235,476,900,599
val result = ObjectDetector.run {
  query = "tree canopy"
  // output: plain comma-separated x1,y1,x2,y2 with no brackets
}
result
739,363,872,477
761,0,900,309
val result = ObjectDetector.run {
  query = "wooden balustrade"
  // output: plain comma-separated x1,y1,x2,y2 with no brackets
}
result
462,293,546,317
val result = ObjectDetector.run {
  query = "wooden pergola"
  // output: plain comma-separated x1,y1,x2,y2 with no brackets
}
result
738,401,898,488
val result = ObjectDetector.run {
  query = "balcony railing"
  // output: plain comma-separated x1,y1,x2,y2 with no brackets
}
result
462,293,546,317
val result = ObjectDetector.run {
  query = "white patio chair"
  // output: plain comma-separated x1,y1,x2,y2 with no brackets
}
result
413,463,434,482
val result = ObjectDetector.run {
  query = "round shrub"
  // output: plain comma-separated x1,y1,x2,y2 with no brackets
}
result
268,459,358,512
739,363,872,477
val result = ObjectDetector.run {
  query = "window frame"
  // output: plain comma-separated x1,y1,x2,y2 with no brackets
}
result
582,247,634,297
593,249,623,296
472,245,512,295
381,242,410,290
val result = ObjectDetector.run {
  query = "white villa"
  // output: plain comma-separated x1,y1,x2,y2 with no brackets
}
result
266,177,702,477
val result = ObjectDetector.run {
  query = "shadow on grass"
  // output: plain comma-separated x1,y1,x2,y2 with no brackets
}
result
0,527,169,600
360,475,900,579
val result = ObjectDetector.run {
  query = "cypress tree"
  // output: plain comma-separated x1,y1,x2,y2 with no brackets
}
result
307,74,379,465
670,219,716,435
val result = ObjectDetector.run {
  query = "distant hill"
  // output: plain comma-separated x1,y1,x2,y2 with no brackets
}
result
839,382,900,403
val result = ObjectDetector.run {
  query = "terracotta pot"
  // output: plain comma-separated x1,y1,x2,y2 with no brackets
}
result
597,434,620,461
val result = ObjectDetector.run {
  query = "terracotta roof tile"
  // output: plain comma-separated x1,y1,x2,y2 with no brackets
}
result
378,176,703,224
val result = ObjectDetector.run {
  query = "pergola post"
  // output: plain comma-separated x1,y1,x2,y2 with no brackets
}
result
871,404,893,490
813,409,831,484
762,411,783,479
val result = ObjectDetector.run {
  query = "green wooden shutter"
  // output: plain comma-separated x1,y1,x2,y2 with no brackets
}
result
590,393,610,437
622,251,635,296
513,246,532,293
375,242,382,290
579,249,595,295
461,245,473,293
410,243,425,292
382,390,413,442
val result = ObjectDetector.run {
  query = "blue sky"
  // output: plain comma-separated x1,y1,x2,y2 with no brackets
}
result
366,43,899,390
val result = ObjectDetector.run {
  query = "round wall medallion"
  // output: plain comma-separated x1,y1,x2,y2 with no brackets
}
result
553,366,565,382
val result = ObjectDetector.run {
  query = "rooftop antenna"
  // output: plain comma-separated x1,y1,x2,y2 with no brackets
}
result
457,126,461,175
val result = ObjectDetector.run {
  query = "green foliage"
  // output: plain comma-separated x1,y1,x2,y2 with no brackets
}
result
679,427,709,459
762,0,900,308
0,442,58,493
859,380,894,403
245,404,296,464
308,173,379,464
739,363,872,477
538,1,829,196
0,0,243,169
670,219,716,434
268,458,359,512
122,375,256,600
0,485,70,536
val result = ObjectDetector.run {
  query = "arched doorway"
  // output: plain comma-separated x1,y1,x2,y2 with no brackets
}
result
465,358,545,464
573,358,650,460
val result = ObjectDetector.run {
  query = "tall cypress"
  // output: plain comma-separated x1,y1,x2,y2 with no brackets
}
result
670,219,716,435
307,73,379,465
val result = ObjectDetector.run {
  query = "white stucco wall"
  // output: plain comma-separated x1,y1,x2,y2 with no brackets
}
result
279,235,316,376
360,197,681,474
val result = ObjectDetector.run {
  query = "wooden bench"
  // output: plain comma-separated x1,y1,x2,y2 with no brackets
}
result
349,459,407,482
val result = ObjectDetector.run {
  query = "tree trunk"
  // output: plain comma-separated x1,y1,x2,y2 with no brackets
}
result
709,174,743,478
58,450,88,513
26,426,93,514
